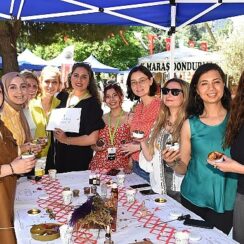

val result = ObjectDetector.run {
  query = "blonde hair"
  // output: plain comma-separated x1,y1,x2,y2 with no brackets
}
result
40,66,61,83
148,78,189,155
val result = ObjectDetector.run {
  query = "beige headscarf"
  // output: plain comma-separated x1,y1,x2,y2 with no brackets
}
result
1,72,31,142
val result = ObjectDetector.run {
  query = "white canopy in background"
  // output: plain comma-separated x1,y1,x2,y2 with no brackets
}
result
47,45,75,66
83,55,119,73
18,49,47,66
138,47,221,73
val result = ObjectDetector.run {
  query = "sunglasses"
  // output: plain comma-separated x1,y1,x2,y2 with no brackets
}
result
161,88,183,96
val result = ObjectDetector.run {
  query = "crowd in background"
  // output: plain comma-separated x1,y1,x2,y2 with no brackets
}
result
0,62,243,244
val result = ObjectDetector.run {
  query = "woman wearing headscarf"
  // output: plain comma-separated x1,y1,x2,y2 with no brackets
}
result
0,72,39,154
0,80,36,244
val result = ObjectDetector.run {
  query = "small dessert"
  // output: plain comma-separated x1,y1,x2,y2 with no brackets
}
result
208,151,224,163
165,142,172,149
73,189,80,197
132,130,145,139
96,138,105,147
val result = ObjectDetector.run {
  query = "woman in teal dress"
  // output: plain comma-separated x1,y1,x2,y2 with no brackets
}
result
164,63,237,234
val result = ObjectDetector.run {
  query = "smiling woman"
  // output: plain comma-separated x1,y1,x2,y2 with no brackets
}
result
46,63,105,173
0,80,36,244
29,66,61,157
0,72,32,148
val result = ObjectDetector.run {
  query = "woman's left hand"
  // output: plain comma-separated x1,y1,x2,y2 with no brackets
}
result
207,155,239,173
120,142,140,157
54,128,67,144
162,148,180,166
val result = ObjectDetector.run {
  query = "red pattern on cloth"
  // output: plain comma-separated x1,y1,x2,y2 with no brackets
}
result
89,123,132,172
34,175,178,243
130,97,161,161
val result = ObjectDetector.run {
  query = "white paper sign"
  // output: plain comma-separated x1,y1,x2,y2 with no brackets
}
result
46,108,81,133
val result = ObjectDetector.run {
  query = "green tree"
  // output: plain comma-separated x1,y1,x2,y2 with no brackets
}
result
32,27,147,70
0,20,124,74
218,22,244,81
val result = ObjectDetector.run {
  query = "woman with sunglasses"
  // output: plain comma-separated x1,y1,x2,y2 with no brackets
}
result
208,71,244,243
121,65,160,182
138,78,188,202
0,81,36,244
173,63,237,234
89,83,131,173
46,63,105,173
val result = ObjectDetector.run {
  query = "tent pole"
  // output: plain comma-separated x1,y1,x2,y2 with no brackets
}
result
169,33,175,78
169,2,176,79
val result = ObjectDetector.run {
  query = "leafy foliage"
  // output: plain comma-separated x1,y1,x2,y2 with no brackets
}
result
217,21,244,81
31,27,147,70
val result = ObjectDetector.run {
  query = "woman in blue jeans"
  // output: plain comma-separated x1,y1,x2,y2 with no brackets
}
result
120,65,160,182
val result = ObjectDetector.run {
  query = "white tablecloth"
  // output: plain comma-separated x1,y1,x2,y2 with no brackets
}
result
14,171,237,244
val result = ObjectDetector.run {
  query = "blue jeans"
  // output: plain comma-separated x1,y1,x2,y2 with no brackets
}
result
132,160,150,182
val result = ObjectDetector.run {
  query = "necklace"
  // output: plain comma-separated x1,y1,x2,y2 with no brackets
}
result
66,91,90,108
108,110,124,146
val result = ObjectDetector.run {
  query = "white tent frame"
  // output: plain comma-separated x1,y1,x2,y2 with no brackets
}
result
4,0,244,76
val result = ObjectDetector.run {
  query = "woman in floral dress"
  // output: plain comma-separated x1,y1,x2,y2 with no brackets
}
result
89,83,131,173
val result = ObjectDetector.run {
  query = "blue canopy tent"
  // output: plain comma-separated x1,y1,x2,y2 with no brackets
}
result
18,48,47,71
0,49,47,70
0,0,244,76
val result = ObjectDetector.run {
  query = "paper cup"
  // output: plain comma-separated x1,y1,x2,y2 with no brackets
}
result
126,189,136,203
48,169,57,180
117,174,125,186
171,143,180,151
62,190,73,205
132,131,144,139
21,153,35,159
175,231,189,244
60,224,73,244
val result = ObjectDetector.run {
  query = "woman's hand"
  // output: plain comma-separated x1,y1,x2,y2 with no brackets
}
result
11,156,36,174
162,148,180,166
207,155,243,173
120,142,140,157
20,143,31,154
30,144,42,155
54,128,67,144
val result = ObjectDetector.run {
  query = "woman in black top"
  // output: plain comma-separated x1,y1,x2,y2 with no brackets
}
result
46,63,105,173
210,71,244,243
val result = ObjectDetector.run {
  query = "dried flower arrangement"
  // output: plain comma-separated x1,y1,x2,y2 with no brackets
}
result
70,195,117,230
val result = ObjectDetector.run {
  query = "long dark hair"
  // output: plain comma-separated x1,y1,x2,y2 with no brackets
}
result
69,62,101,104
126,65,157,101
225,71,244,147
0,81,4,109
186,63,231,117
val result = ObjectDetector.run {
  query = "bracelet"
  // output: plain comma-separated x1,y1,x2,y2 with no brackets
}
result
9,164,15,175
